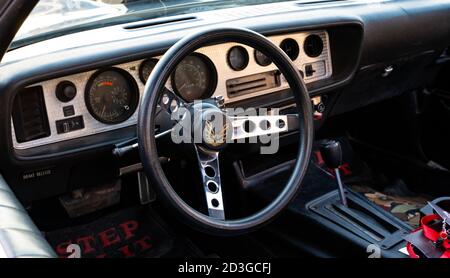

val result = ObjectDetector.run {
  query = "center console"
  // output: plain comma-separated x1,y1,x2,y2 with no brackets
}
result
236,138,411,257
308,189,411,253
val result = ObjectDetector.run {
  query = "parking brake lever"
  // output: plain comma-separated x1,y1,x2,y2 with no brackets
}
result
320,140,348,207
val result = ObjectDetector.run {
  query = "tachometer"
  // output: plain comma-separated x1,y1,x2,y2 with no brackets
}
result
85,68,139,124
171,53,217,102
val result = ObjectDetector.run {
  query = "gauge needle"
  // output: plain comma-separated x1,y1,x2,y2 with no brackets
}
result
179,83,187,91
101,105,106,116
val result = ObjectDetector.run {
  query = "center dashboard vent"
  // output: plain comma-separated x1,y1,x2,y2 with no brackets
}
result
226,70,281,98
12,86,50,143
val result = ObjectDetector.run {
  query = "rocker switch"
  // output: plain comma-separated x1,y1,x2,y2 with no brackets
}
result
305,64,316,77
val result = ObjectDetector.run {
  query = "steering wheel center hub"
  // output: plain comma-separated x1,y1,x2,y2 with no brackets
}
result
189,102,231,151
201,111,231,151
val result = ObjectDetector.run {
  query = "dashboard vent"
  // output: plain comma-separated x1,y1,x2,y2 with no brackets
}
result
226,70,281,98
123,15,197,30
12,86,50,143
297,0,348,5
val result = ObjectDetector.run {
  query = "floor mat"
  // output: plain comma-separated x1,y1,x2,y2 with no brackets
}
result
45,206,200,258
350,185,427,228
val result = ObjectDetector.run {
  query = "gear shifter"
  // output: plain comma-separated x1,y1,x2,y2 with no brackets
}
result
320,140,348,207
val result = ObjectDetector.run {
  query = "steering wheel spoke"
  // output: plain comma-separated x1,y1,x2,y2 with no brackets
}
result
230,114,299,140
158,87,186,115
154,88,188,139
194,146,225,220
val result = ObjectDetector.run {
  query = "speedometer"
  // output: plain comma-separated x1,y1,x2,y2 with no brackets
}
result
85,68,139,124
171,53,217,102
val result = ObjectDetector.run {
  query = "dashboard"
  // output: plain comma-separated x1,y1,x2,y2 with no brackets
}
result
11,30,332,150
1,0,449,205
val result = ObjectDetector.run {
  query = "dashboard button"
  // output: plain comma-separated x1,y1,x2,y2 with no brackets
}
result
63,105,75,117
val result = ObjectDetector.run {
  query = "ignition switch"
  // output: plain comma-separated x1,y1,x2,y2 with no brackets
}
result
311,96,325,120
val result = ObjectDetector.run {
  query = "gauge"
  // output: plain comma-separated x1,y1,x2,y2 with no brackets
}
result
254,50,271,66
139,58,158,84
85,68,139,124
280,38,299,61
303,34,324,58
171,53,217,102
227,46,249,71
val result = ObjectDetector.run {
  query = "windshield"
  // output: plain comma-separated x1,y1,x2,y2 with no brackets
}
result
12,0,305,50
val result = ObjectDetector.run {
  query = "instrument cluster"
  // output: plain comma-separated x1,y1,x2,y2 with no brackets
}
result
12,30,332,149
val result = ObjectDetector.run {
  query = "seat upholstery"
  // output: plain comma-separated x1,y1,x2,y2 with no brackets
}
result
0,174,56,258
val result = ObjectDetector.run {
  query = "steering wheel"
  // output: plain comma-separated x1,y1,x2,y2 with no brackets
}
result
138,27,313,235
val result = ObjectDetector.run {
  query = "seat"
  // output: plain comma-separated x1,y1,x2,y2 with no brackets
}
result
0,174,55,258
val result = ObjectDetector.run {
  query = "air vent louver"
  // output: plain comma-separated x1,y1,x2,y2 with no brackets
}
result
12,86,50,143
226,70,280,97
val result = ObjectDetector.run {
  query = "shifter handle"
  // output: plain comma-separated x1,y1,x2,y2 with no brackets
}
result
320,140,343,169
320,139,347,207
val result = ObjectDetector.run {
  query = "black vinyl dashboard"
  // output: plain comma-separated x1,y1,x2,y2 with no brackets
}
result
0,0,449,203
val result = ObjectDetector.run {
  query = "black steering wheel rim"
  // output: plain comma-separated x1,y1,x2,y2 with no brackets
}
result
138,27,314,235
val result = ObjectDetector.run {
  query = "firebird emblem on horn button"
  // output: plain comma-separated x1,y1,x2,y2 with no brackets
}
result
203,120,229,147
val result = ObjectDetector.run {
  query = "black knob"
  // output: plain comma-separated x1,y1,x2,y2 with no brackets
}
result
320,140,342,169
56,81,77,102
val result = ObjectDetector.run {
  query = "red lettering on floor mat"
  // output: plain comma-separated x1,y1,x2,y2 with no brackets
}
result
55,218,155,258
98,227,121,248
120,220,139,240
